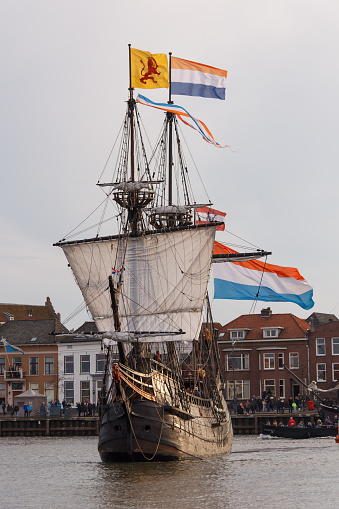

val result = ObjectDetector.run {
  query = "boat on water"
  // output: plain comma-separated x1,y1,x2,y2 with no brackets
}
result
283,364,339,425
54,48,271,461
54,48,230,461
262,424,338,439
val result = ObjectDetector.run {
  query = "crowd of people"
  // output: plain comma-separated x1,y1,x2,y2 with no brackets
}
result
266,415,338,428
2,401,19,418
1,398,101,418
231,392,311,415
75,399,100,417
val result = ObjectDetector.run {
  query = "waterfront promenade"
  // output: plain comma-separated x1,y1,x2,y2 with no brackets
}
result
0,409,319,436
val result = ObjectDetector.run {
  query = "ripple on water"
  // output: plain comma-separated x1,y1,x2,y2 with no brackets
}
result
1,435,338,509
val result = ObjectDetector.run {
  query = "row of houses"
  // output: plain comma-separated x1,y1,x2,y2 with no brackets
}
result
1,299,339,406
0,299,104,405
217,307,339,403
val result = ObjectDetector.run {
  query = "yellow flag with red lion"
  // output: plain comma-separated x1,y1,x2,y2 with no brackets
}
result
131,48,169,89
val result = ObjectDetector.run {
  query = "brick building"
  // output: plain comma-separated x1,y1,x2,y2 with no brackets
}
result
0,319,67,404
217,307,311,403
308,319,339,398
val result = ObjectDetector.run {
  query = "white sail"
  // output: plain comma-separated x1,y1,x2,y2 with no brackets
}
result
60,226,215,342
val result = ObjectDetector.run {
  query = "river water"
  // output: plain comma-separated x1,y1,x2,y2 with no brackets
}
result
2,435,338,509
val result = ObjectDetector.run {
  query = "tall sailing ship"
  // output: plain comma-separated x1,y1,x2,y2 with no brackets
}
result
55,48,268,461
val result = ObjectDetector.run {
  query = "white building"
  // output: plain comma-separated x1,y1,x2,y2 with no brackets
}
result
57,324,104,405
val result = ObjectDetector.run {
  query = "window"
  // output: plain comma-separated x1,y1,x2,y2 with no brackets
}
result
316,338,326,356
30,382,39,392
80,381,90,402
13,357,22,369
226,354,249,371
12,383,23,391
332,363,339,382
226,380,250,400
64,356,74,374
0,383,5,400
80,355,90,374
230,330,245,340
279,379,285,398
264,353,275,370
289,352,299,369
332,338,339,355
96,354,105,373
0,357,5,375
264,379,276,396
317,363,326,382
219,332,226,338
96,380,103,399
45,382,54,403
29,357,38,375
64,381,74,404
45,356,54,375
278,353,284,369
263,329,279,338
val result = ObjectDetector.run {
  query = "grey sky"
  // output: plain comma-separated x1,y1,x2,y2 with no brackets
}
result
1,1,338,328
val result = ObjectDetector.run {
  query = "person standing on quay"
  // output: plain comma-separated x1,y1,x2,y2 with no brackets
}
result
288,397,293,413
14,404,19,418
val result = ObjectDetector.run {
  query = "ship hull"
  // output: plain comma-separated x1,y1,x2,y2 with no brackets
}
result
98,399,232,462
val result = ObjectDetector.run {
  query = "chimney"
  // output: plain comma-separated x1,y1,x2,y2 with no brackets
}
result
261,307,272,318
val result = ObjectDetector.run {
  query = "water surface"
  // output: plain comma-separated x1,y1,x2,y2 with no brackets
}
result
2,435,337,508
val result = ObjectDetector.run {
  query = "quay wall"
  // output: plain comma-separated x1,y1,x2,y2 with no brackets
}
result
0,412,319,437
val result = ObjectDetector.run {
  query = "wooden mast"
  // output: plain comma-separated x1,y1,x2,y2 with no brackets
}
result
167,52,173,206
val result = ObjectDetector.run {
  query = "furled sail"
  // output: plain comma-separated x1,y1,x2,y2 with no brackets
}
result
59,225,215,342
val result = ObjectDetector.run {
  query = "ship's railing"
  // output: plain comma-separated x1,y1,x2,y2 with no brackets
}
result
118,363,156,401
119,364,154,388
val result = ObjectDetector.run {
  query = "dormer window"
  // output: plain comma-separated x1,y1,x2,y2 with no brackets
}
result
262,327,283,338
229,328,251,341
4,312,14,321
231,330,244,340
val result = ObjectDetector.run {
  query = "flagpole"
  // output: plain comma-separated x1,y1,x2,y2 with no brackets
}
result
128,44,135,187
168,52,173,205
1,338,11,373
168,52,172,103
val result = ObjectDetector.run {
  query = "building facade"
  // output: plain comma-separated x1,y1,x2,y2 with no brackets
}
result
57,322,105,405
217,307,311,403
308,320,339,398
0,319,67,404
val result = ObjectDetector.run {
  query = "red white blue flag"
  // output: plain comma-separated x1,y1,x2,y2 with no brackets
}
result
196,207,226,230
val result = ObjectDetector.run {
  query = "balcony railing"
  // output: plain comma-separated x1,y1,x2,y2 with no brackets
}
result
3,369,25,381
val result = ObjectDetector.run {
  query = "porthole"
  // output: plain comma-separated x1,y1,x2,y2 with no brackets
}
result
144,424,151,432
114,425,120,432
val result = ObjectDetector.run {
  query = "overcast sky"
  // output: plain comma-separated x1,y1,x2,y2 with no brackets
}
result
1,1,339,329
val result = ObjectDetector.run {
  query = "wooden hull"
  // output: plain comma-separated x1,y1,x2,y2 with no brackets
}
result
98,399,232,462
